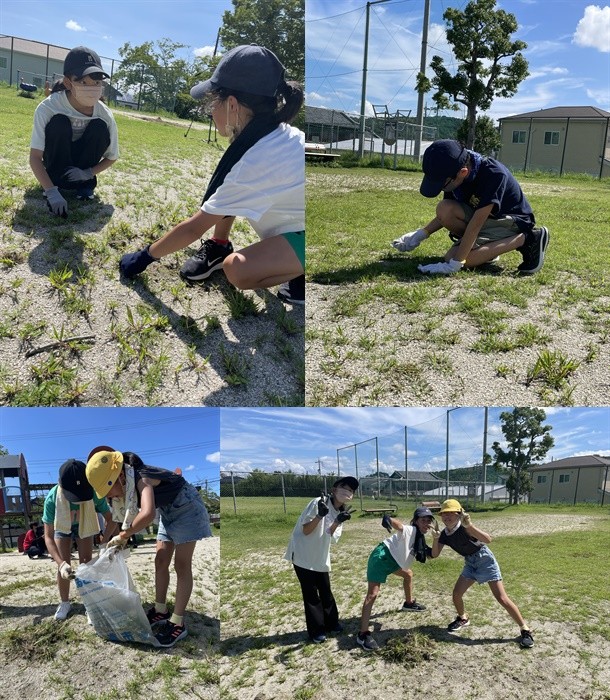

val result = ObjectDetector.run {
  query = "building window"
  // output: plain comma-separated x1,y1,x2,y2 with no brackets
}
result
512,130,527,144
559,474,570,483
544,131,560,146
537,475,547,484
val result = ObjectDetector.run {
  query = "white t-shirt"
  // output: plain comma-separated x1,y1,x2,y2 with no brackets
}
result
383,524,417,570
30,91,119,160
202,123,305,238
284,497,343,572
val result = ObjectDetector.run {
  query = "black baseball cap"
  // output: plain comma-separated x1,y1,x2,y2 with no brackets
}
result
333,476,359,491
420,139,468,197
58,459,94,502
64,46,110,79
190,44,285,100
413,506,434,519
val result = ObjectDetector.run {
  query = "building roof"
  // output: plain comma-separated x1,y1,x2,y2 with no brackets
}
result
305,105,359,128
500,106,610,121
390,470,442,481
530,454,610,471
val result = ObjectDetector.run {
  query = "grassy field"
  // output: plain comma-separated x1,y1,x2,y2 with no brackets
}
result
305,166,610,406
220,498,610,700
0,84,304,406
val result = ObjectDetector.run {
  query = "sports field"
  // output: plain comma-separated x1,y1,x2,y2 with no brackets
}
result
220,498,610,700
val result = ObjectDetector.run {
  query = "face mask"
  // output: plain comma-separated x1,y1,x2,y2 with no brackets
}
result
70,83,103,107
335,487,353,502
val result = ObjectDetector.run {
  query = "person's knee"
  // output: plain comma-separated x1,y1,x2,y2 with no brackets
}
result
223,253,252,289
46,114,72,135
155,549,172,570
174,557,192,577
436,199,455,225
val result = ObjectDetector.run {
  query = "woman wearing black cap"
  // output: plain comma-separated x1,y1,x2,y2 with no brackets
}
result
29,46,119,216
284,477,357,643
120,44,305,303
41,458,114,621
356,507,435,651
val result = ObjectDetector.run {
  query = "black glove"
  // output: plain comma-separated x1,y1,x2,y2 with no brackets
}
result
317,492,329,517
119,245,158,278
336,506,355,523
381,514,392,533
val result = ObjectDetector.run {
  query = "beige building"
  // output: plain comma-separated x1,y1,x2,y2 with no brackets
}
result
529,454,610,505
498,106,610,178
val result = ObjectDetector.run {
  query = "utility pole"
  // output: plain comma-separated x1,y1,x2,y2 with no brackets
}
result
481,407,489,502
414,0,431,160
315,458,323,476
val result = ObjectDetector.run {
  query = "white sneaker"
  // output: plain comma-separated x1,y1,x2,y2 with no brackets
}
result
86,611,93,625
54,601,72,621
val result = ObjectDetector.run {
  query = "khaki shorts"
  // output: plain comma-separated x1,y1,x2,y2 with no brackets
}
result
452,203,520,246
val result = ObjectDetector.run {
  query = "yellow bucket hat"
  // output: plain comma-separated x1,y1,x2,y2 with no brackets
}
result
86,449,124,498
439,498,463,513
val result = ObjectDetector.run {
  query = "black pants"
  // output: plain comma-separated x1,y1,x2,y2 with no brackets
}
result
26,544,46,558
293,564,339,639
43,114,110,190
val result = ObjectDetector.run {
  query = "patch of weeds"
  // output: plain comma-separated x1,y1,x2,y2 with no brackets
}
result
18,320,47,347
378,631,437,667
3,353,88,406
205,314,222,331
185,344,210,375
0,247,27,267
584,343,598,363
275,305,300,335
48,263,74,292
357,333,376,351
220,345,249,386
515,322,551,347
495,363,512,378
526,349,581,391
0,619,81,661
225,288,259,319
378,358,431,396
423,351,453,374
472,328,512,353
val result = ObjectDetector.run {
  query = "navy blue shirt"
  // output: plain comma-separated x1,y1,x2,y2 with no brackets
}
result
445,156,535,232
439,525,482,556
134,464,186,508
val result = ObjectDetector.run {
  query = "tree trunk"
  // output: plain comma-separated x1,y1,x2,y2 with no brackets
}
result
466,103,477,149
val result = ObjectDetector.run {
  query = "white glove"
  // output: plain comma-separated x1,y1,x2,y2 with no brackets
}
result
59,561,74,580
462,512,472,528
391,228,428,252
108,534,128,549
44,186,68,217
430,520,441,539
418,259,464,275
64,166,93,182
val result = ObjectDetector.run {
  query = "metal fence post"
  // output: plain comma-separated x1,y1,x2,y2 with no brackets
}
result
231,471,237,514
281,473,287,514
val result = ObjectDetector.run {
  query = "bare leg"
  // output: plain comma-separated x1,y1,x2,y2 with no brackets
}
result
436,199,468,235
444,235,525,267
75,535,93,565
359,581,382,634
394,568,414,602
172,541,197,617
211,216,234,242
56,537,72,602
154,540,175,606
223,235,303,289
452,575,476,618
488,580,529,629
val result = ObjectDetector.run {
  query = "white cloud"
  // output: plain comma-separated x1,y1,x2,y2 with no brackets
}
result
573,5,610,52
66,20,86,32
587,86,610,105
184,464,195,471
194,45,215,58
526,66,570,80
206,451,220,463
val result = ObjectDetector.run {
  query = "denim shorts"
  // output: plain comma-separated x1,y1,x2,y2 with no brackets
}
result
54,523,80,540
157,483,212,545
461,545,502,584
367,543,400,584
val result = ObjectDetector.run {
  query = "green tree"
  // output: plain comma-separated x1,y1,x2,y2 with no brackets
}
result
220,0,304,82
417,0,528,149
491,408,554,504
456,115,501,156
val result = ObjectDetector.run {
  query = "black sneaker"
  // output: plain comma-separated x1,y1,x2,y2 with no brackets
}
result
401,599,426,612
277,274,305,305
329,623,344,633
155,622,187,647
180,239,234,281
356,631,379,651
311,633,327,644
146,607,170,626
519,629,534,648
76,186,95,200
447,616,470,632
517,226,549,275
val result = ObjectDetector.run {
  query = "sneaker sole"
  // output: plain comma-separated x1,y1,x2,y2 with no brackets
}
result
180,259,226,282
519,227,549,275
277,291,305,306
156,629,188,647
447,621,470,632
401,607,426,612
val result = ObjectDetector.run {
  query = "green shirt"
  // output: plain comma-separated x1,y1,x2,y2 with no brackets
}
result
42,484,110,526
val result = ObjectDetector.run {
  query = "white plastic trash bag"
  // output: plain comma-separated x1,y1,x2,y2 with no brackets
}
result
75,547,160,646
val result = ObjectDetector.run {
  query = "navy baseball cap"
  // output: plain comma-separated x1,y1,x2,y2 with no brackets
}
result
64,46,110,79
420,140,468,197
333,476,359,491
413,506,434,519
59,459,94,502
190,44,285,100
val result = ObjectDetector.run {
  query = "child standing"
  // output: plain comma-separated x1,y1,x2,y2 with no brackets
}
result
430,499,534,648
29,45,118,216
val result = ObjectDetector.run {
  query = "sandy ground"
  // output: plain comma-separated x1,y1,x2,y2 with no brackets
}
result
0,536,219,700
220,513,610,700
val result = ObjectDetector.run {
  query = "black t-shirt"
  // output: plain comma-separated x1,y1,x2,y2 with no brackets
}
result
134,464,186,508
439,525,483,556
445,156,535,232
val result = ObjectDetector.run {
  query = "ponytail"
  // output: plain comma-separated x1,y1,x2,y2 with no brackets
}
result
122,451,145,470
275,80,304,125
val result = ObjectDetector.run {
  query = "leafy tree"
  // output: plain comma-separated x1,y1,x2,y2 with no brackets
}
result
456,115,501,156
220,0,304,81
491,408,554,504
417,0,528,149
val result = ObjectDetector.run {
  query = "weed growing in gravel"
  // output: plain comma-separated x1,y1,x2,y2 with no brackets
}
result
225,288,260,319
526,349,581,390
0,619,81,661
220,345,249,386
378,631,437,667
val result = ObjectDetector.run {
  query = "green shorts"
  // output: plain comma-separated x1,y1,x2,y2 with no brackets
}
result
367,542,400,584
456,203,521,245
280,230,305,268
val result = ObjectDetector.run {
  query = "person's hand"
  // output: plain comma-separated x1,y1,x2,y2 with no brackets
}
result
461,511,472,528
317,492,329,518
119,246,158,278
430,520,441,539
418,259,464,275
381,514,393,533
44,186,68,218
58,561,74,580
108,533,129,549
336,506,355,523
391,228,428,252
64,166,93,182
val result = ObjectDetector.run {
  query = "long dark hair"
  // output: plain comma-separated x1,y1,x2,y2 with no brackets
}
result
122,451,145,470
211,80,304,125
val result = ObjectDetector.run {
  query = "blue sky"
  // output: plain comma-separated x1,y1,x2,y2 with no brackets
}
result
0,408,220,489
220,407,610,477
306,0,610,122
0,0,233,66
